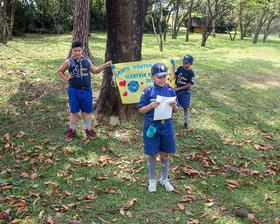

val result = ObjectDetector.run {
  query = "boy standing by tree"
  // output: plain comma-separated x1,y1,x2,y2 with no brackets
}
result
174,55,195,131
138,63,179,193
58,41,112,141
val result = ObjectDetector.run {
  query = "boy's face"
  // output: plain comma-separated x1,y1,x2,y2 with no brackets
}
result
72,47,83,59
183,61,192,70
151,74,167,87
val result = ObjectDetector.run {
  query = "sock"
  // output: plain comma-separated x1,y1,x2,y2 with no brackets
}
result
70,122,76,131
184,111,189,124
161,158,169,180
147,157,156,180
84,119,91,130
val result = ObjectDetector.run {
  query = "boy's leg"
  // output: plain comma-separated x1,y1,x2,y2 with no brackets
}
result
82,112,97,138
159,152,174,192
147,155,157,192
184,108,189,130
66,112,79,141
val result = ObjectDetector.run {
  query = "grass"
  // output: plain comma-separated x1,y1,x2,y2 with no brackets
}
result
0,30,279,224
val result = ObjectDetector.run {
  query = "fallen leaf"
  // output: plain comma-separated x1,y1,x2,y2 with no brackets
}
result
21,173,29,178
120,208,125,216
178,204,184,210
31,173,38,180
247,213,255,220
226,179,240,187
47,215,54,224
175,216,180,221
275,217,280,224
126,211,132,218
39,210,44,219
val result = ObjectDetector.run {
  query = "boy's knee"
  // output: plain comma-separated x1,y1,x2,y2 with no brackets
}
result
184,108,189,112
160,152,169,160
148,155,157,159
71,112,79,117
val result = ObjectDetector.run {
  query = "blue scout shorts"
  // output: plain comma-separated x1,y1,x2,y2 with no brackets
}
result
68,86,93,113
143,119,176,156
176,90,191,109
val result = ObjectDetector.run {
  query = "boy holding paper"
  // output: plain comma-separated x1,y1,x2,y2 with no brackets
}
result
138,63,179,193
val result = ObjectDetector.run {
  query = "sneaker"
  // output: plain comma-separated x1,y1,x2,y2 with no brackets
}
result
66,128,75,141
85,129,97,138
160,178,174,192
148,179,157,192
183,123,189,131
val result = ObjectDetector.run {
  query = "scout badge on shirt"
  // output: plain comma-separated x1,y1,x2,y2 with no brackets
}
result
146,125,156,138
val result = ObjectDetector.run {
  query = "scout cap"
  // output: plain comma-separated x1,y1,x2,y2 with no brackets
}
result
151,63,169,77
182,55,194,64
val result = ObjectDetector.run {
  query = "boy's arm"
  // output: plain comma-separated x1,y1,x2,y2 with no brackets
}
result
89,60,112,74
139,102,160,114
58,60,72,81
174,83,191,91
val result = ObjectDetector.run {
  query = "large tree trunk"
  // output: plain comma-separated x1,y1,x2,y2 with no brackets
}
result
239,1,244,40
262,15,277,43
253,13,266,44
94,0,148,119
70,0,93,60
186,0,194,42
172,0,181,39
158,0,163,51
8,0,16,41
0,0,10,44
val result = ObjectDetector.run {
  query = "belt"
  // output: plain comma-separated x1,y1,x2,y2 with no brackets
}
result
70,86,90,90
154,120,167,124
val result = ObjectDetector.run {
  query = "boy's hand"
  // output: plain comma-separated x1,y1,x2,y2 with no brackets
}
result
106,60,112,67
169,101,177,107
149,102,160,109
66,73,74,81
169,101,179,112
174,87,178,91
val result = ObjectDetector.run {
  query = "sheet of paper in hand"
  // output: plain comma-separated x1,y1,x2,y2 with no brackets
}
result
153,95,176,120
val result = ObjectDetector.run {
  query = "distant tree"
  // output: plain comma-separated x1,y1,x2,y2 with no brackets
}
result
70,0,93,60
94,0,148,119
262,14,280,42
252,0,280,44
0,0,15,43
200,0,239,47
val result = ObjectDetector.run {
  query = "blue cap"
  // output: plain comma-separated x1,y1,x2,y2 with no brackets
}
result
151,63,169,77
182,55,194,64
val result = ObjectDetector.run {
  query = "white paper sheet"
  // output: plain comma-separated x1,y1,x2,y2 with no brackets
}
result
153,95,176,120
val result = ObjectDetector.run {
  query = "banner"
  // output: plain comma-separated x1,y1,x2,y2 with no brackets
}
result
112,59,175,104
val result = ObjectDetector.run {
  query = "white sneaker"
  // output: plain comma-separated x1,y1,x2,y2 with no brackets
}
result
148,179,157,192
160,178,174,192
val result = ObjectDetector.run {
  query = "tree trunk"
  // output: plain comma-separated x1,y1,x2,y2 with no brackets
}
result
164,10,172,41
211,19,216,38
172,0,181,39
253,13,266,44
239,1,244,40
262,15,277,43
186,0,194,42
8,0,16,41
70,0,93,60
0,0,10,44
158,0,163,51
94,0,148,119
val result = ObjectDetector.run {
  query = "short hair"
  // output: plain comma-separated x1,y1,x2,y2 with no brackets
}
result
72,41,83,49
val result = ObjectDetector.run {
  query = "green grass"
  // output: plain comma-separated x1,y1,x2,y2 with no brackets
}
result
0,30,279,223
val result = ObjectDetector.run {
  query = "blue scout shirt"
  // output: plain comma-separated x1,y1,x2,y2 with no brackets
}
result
175,66,195,93
138,84,178,121
68,57,91,89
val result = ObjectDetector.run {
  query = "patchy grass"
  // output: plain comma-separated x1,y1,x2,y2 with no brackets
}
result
0,30,279,224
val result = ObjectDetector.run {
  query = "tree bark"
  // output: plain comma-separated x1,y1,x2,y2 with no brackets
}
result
8,0,16,41
0,0,10,44
239,1,244,40
94,0,148,119
158,0,163,51
253,13,266,44
186,0,194,42
172,0,181,39
262,15,277,43
70,0,93,60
